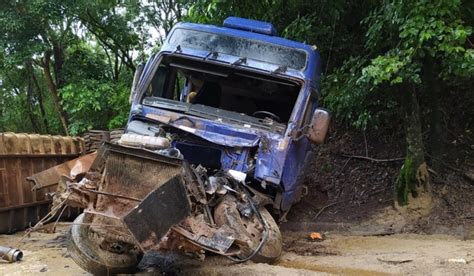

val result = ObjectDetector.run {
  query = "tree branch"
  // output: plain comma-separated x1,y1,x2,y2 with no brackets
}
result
83,9,136,71
340,153,405,162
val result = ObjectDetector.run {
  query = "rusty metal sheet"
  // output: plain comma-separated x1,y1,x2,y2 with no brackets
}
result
122,175,191,252
0,132,84,156
0,132,84,233
88,143,183,243
28,152,97,191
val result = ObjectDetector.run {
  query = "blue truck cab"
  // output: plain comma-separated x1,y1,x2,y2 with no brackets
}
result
127,17,329,214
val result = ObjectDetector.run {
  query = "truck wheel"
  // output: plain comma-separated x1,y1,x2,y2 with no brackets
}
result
246,207,283,263
214,196,282,263
68,213,143,275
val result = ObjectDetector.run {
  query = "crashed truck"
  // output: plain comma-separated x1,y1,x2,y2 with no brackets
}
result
46,17,329,273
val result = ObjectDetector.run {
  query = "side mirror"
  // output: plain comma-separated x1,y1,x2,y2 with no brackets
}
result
307,108,330,144
129,64,144,104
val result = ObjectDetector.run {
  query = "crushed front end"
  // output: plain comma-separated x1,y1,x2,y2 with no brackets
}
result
57,141,281,274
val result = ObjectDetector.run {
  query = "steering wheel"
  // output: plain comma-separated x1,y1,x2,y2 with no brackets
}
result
252,111,281,122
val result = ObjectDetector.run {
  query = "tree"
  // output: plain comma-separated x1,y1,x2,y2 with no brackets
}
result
0,0,145,135
142,0,191,45
0,0,78,134
351,0,473,204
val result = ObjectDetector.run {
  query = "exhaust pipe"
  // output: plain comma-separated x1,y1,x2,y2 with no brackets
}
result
0,246,23,262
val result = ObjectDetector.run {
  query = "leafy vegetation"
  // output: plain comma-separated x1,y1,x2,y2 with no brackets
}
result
0,0,472,204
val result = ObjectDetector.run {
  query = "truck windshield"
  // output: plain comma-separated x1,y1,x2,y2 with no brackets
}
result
167,28,307,71
141,55,301,131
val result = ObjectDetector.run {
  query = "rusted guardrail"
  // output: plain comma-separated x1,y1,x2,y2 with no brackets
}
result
0,133,84,234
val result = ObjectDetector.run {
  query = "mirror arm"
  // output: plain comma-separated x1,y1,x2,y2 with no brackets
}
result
289,125,311,141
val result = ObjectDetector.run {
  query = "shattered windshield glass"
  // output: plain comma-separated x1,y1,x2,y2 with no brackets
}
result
168,28,307,71
141,55,300,133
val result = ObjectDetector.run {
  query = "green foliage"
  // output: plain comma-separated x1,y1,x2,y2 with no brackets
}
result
322,0,473,132
0,0,142,135
361,0,473,86
281,14,318,43
323,57,400,130
63,42,109,83
60,80,130,135
187,0,275,25
361,49,422,85
0,0,472,145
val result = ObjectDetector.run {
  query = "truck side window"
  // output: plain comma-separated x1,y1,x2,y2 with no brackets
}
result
147,66,168,97
174,71,187,101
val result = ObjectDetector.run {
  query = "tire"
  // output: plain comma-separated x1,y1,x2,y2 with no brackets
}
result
214,196,282,263
248,207,283,263
68,213,143,275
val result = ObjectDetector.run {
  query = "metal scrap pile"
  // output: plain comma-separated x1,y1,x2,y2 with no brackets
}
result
83,129,123,153
48,136,280,274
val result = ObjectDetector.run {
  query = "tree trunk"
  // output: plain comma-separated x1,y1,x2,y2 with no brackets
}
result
26,81,40,133
52,42,65,89
42,51,69,135
30,70,50,133
27,61,50,133
396,86,430,205
424,58,444,171
0,96,3,131
114,53,120,81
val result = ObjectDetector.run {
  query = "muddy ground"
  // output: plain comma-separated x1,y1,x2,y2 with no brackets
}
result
0,224,473,275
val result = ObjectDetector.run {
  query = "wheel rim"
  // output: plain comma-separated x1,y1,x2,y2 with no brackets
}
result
214,196,282,263
68,213,142,274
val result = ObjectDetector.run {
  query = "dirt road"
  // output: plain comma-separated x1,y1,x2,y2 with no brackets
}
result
0,225,472,275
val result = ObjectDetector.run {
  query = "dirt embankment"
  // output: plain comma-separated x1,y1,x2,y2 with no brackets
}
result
287,126,474,238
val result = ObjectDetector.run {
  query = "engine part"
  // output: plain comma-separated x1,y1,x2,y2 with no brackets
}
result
118,133,170,149
126,120,165,137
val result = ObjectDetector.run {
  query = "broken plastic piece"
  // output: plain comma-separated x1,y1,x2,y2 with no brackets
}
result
206,176,229,195
228,170,247,183
309,232,324,241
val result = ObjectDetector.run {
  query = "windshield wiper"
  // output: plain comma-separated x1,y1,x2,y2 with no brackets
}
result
272,65,287,74
170,116,196,127
232,57,247,66
204,51,219,60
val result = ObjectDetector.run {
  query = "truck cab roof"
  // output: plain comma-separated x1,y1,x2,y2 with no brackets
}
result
161,17,321,85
